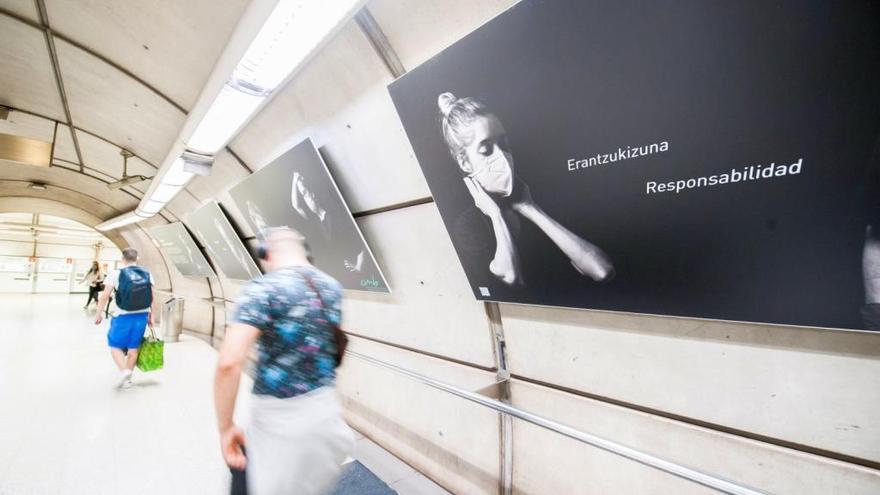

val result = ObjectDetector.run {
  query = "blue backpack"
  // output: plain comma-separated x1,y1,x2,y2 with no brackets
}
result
116,266,152,311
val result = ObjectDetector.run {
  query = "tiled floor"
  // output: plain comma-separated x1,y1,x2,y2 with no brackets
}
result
0,294,449,495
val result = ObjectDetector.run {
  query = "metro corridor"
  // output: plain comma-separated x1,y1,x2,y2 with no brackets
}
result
0,294,446,494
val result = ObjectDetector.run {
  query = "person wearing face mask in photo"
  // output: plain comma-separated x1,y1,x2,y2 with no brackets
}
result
438,92,615,291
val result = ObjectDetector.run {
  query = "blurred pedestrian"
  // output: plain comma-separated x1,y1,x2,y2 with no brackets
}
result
81,261,104,309
214,227,352,495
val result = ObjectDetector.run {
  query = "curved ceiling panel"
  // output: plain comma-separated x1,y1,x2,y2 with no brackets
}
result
0,180,118,218
44,0,250,111
76,128,150,180
0,15,65,121
0,110,55,142
55,38,185,165
0,162,140,212
52,124,78,164
0,196,127,248
0,1,39,23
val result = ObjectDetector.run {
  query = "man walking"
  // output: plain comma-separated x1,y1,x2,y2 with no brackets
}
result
96,247,156,389
214,228,353,494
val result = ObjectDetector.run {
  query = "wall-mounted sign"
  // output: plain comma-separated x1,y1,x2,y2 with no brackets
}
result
388,0,880,330
229,138,389,292
187,201,262,282
149,222,215,278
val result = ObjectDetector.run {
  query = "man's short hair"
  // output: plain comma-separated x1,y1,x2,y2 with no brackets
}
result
122,247,138,263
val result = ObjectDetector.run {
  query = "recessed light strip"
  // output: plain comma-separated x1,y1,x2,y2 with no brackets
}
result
97,0,365,230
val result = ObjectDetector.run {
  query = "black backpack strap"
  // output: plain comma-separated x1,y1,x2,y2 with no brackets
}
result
296,269,348,367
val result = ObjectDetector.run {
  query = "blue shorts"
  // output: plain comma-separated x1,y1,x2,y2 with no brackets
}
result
107,313,149,350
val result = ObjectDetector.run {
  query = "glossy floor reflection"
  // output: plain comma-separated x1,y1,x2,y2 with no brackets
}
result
0,294,448,495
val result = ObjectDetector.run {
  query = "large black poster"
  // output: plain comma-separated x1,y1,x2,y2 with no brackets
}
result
388,0,880,330
187,201,262,282
228,139,389,292
150,222,215,278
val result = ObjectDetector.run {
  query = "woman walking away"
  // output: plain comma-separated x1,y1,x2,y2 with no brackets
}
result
82,261,104,309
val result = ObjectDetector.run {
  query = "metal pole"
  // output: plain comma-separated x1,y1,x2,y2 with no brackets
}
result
347,350,768,495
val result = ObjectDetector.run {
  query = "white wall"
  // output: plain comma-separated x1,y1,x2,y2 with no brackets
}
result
118,1,880,493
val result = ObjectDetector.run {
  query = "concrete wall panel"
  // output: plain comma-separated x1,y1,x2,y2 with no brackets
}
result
368,0,519,71
510,381,880,495
345,203,495,367
338,337,501,495
501,304,880,462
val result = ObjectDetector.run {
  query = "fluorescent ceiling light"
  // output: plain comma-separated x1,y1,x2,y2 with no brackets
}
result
139,200,165,215
233,0,362,93
150,184,183,203
186,84,265,154
162,158,195,187
109,0,365,228
95,211,146,232
186,0,363,154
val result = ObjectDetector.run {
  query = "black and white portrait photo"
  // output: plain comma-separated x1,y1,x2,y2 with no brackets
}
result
228,138,389,292
187,201,262,282
437,92,615,289
388,0,880,330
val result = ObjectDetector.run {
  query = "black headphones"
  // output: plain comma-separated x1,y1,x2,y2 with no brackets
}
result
257,236,269,260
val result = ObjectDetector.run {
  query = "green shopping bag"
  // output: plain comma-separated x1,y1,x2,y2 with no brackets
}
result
136,324,164,372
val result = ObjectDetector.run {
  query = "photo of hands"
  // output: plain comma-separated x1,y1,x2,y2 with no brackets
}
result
228,138,389,292
188,201,262,282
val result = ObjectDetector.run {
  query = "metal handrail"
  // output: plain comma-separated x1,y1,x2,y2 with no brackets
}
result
156,289,765,493
347,350,768,495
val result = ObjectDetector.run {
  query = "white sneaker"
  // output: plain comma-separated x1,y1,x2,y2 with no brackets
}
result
121,379,133,390
116,370,132,389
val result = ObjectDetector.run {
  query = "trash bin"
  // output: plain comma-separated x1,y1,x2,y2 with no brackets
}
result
161,297,184,343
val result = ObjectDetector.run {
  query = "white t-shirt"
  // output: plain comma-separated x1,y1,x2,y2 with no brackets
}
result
105,266,153,314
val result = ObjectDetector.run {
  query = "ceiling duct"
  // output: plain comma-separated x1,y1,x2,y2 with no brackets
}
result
106,149,150,190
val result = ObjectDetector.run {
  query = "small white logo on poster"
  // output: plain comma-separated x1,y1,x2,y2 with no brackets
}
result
479,287,491,297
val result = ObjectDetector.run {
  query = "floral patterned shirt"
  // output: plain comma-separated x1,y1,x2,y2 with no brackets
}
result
232,266,342,398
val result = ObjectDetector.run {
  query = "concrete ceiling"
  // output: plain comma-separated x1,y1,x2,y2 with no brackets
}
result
0,197,128,249
0,0,249,227
0,211,115,247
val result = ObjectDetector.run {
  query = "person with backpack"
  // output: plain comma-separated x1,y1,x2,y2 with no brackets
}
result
214,227,352,494
95,247,156,389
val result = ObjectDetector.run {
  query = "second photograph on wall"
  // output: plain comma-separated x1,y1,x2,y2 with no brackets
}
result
187,201,262,282
150,222,215,278
228,138,389,292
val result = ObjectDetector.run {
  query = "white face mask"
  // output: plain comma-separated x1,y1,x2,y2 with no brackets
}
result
470,150,514,197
